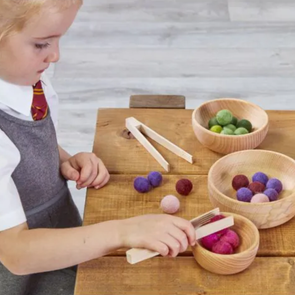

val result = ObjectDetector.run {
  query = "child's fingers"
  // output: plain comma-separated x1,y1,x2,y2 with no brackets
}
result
90,159,110,188
93,172,110,189
61,162,79,181
172,217,196,246
159,233,181,258
167,228,188,253
77,158,97,188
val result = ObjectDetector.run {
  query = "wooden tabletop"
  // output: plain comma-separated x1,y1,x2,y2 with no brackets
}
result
75,108,295,295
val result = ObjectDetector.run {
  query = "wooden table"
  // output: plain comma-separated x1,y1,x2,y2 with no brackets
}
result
74,108,295,295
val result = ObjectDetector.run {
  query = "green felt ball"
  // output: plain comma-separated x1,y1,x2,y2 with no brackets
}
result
234,127,249,135
210,125,222,133
231,116,238,126
237,119,252,132
221,127,235,135
224,124,236,132
216,110,233,126
208,117,219,129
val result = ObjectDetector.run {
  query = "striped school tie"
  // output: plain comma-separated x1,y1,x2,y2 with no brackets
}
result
31,80,48,121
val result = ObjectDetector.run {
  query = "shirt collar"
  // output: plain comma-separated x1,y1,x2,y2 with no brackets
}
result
0,76,45,117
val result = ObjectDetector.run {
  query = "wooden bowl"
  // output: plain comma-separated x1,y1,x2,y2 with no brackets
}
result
208,150,295,229
192,98,269,154
192,212,259,275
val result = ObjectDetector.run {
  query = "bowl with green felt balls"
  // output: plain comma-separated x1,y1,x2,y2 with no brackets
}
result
208,150,295,229
192,212,259,275
192,98,269,154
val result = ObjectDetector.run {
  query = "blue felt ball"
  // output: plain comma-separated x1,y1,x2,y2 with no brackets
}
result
263,188,279,202
134,177,151,193
147,171,163,187
266,178,283,194
237,187,253,202
252,172,269,186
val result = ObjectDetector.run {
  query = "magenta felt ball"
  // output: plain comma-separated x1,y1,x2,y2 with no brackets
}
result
252,172,269,186
266,178,283,194
176,179,193,196
160,195,180,214
212,240,234,255
232,175,249,191
133,177,151,193
201,233,220,251
248,181,265,194
263,188,279,202
220,230,240,249
147,171,163,187
237,187,253,202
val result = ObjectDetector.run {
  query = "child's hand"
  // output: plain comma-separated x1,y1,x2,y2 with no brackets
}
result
60,152,110,189
120,214,196,257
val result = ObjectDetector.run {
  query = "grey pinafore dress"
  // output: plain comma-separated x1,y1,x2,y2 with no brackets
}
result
0,108,82,295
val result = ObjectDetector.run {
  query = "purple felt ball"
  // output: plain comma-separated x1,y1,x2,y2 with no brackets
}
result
266,178,283,194
252,172,269,186
147,171,163,187
133,177,151,193
201,233,220,251
237,187,253,202
264,188,279,202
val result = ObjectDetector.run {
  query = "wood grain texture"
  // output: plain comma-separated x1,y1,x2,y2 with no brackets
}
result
92,109,295,175
129,95,185,109
83,175,295,257
75,257,295,295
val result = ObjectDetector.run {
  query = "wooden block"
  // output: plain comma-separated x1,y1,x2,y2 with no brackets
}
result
129,95,185,109
75,257,295,295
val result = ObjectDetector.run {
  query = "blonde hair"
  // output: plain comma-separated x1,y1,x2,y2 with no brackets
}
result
0,0,83,42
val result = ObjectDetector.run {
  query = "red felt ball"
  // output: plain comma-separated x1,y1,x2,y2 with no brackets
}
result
248,181,265,194
176,179,193,196
232,175,249,191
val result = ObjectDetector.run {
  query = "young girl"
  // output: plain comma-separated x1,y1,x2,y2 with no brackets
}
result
0,1,196,294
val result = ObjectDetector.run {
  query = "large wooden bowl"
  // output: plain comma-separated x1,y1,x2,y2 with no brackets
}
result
192,98,269,154
192,212,259,275
208,150,295,229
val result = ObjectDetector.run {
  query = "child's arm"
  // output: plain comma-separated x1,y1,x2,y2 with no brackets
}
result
0,214,196,276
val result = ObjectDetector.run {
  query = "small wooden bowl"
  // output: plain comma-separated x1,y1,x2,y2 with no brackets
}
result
208,150,295,229
192,98,269,154
192,212,259,275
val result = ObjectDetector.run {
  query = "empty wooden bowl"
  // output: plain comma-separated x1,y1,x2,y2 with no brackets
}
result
208,150,295,229
192,212,259,275
192,98,269,154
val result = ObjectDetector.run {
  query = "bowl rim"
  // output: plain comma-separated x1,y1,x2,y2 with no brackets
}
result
208,149,295,206
192,98,269,138
195,212,260,257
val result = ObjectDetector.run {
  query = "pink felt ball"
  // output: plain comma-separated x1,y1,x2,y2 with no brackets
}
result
160,195,180,214
201,233,220,251
212,240,234,255
219,229,240,249
250,193,270,203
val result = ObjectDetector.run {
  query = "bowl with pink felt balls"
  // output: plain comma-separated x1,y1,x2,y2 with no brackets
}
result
192,212,259,275
208,150,295,229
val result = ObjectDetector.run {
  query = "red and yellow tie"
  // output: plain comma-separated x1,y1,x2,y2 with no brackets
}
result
31,80,48,121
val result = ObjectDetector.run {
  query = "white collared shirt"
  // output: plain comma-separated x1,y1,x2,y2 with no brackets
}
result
0,73,59,231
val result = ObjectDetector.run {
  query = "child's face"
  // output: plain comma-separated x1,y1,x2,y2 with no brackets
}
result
0,3,80,86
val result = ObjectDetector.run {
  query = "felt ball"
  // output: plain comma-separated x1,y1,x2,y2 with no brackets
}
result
248,181,265,194
147,171,163,187
160,195,180,214
208,117,219,129
263,188,279,202
221,127,234,135
210,214,228,235
237,187,253,202
176,179,193,196
252,172,269,186
133,177,151,193
232,174,250,191
212,240,234,255
234,127,249,135
266,178,283,194
216,110,233,126
250,193,270,203
224,124,237,132
231,116,238,126
201,233,220,250
219,229,240,249
237,119,252,133
210,125,222,133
